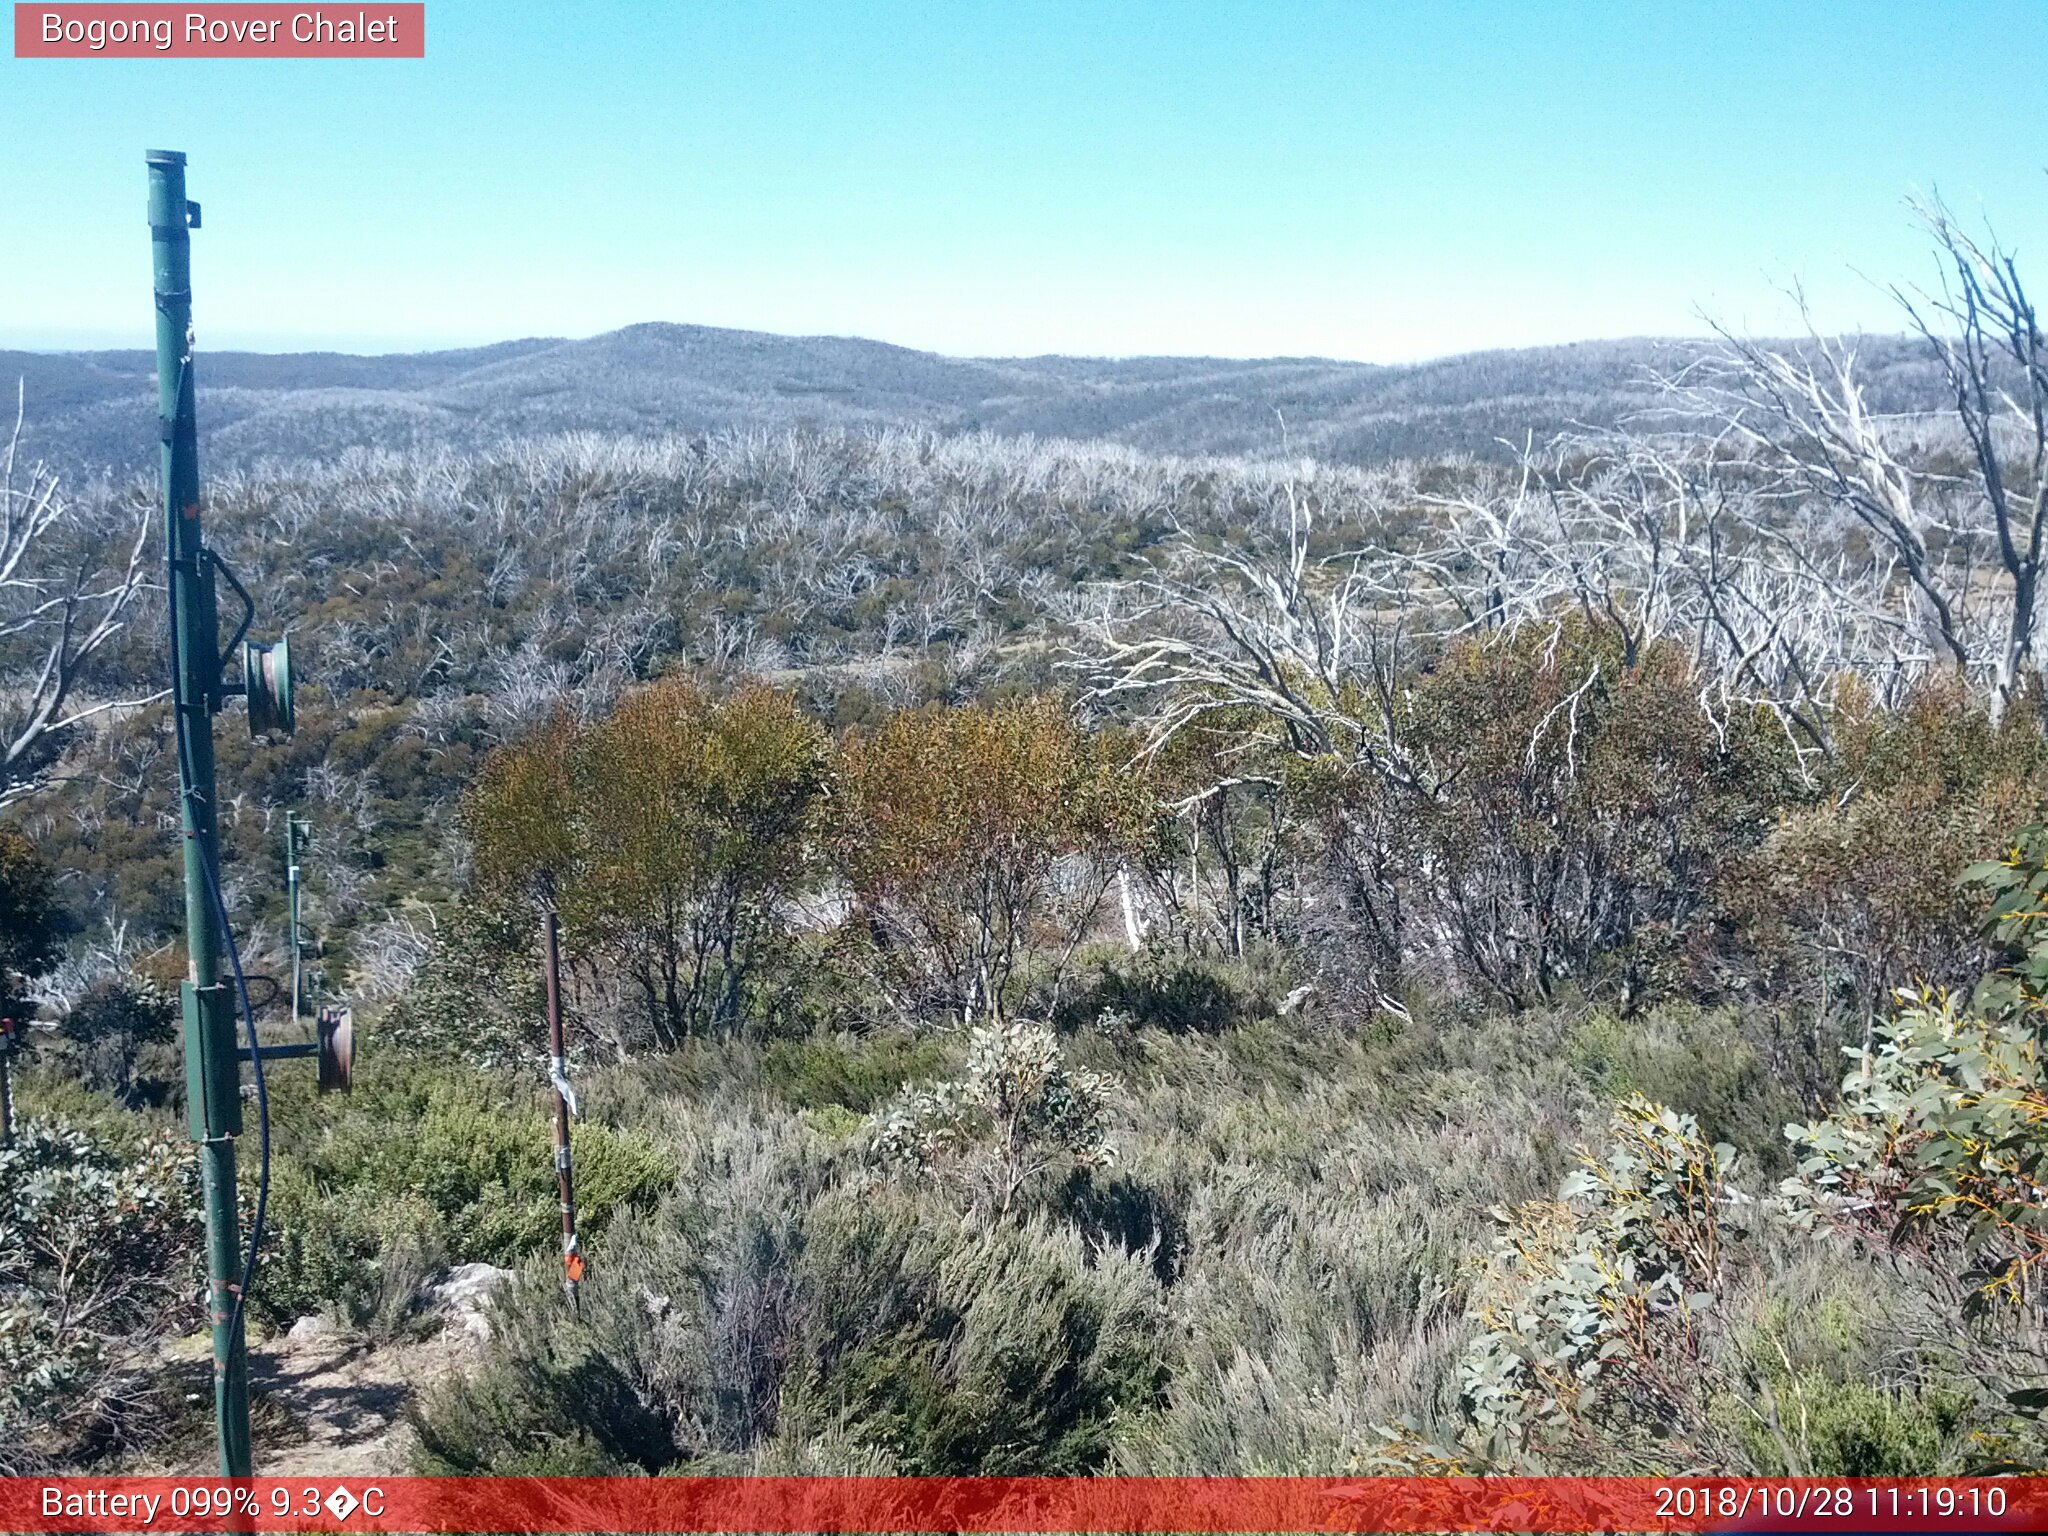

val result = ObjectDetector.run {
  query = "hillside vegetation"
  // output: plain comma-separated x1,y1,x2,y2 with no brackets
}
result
2,324,1955,476
4,207,2047,1477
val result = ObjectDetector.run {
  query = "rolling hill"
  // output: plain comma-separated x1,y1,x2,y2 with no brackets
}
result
0,321,1945,476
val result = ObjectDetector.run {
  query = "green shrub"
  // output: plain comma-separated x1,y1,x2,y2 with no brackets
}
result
1772,823,2048,1466
47,975,179,1107
1785,822,2048,1312
0,1118,201,1471
759,1032,954,1113
832,696,1151,1024
1295,620,1797,1011
0,829,63,1016
259,1169,446,1335
1568,1004,1802,1173
870,1020,1118,1218
9,1065,167,1155
1056,951,1255,1035
413,1184,1167,1476
464,680,831,1047
1721,1371,1967,1476
1456,1096,1753,1471
378,898,543,1070
258,1056,674,1327
1431,1097,1977,1476
1715,680,2048,1059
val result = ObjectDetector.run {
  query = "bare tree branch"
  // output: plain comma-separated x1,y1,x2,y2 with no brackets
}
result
0,384,161,807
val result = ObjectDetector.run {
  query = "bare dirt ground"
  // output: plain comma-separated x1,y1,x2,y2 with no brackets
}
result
158,1267,508,1475
234,1324,480,1477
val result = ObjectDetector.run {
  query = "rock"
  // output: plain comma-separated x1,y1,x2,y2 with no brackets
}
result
423,1263,514,1340
429,1262,514,1311
286,1314,337,1345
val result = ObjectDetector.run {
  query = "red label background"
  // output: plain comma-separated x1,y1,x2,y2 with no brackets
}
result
14,5,424,57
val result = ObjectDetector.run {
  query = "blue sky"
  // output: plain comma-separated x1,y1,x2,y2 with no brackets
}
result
2,1,2044,360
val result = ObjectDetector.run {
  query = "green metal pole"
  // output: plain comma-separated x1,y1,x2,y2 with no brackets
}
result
150,148,253,1478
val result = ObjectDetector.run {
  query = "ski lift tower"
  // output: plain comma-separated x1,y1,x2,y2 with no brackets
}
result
149,148,301,1477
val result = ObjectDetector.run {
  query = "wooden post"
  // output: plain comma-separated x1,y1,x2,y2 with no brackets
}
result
542,908,582,1303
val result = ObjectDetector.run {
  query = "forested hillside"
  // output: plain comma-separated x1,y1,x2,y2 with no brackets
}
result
1,324,1955,475
4,210,2047,1479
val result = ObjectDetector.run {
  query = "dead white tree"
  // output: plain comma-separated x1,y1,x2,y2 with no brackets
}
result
1415,430,1925,773
1,387,157,807
1675,199,2045,719
1897,196,2048,711
1079,476,1434,788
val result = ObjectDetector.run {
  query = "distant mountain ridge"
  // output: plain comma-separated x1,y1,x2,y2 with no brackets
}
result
1,321,1945,475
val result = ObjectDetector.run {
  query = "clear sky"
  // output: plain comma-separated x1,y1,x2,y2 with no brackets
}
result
2,1,2044,361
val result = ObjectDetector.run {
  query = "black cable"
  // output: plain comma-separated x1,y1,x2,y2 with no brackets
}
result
205,841,270,1358
161,369,271,1363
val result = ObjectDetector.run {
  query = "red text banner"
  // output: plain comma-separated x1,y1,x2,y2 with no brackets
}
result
14,5,424,57
2,1476,2043,1533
